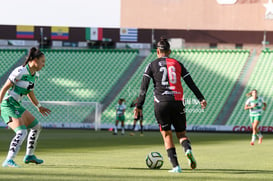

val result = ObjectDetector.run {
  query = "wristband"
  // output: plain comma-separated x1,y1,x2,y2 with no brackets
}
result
36,103,42,109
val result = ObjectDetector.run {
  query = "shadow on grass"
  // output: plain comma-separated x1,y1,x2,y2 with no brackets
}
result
189,168,273,175
44,164,273,175
114,167,273,174
1,166,273,181
1,129,273,151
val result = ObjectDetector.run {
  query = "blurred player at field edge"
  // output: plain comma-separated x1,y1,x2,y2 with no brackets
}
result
113,98,126,135
130,97,144,136
134,37,207,173
244,89,266,145
0,47,51,167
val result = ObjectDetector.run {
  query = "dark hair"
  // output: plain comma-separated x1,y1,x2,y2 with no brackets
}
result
157,36,170,53
119,98,125,103
23,47,44,67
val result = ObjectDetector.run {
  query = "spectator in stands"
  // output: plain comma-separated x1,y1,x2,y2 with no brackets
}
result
130,97,144,136
113,98,126,135
0,47,51,167
244,89,266,145
134,37,207,173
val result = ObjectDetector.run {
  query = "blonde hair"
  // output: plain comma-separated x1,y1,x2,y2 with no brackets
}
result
246,89,257,97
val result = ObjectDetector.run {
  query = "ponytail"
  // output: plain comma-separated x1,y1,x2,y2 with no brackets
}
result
157,36,170,53
23,47,44,67
246,89,257,97
246,92,252,97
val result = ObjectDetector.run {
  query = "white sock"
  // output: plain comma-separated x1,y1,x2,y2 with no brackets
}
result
121,127,125,134
251,134,256,142
6,129,28,160
257,132,263,138
26,123,42,156
114,125,118,133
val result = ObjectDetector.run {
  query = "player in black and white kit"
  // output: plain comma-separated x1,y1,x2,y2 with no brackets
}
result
130,97,144,136
134,37,207,173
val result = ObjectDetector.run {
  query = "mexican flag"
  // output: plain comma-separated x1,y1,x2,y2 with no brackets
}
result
86,28,103,41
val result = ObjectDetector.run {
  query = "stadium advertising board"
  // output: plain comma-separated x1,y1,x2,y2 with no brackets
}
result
233,126,273,132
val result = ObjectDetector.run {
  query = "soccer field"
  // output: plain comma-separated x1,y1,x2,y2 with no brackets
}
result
0,129,272,181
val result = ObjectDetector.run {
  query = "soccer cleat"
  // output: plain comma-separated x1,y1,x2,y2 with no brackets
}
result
258,136,263,144
186,150,197,169
23,155,44,164
250,142,254,146
2,159,20,168
168,166,182,173
121,130,125,135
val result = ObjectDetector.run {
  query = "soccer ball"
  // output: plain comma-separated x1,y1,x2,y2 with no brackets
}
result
145,152,164,169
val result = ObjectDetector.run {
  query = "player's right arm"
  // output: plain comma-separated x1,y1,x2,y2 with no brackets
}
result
0,80,14,116
0,67,23,116
244,99,255,110
135,63,152,117
130,99,137,108
136,63,152,110
244,104,255,110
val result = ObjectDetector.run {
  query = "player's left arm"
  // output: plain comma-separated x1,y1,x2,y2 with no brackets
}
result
123,105,126,114
263,102,267,110
27,91,51,116
262,98,267,111
181,63,207,109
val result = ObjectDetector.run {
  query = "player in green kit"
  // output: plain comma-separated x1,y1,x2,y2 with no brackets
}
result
0,47,51,167
244,89,266,146
113,98,126,135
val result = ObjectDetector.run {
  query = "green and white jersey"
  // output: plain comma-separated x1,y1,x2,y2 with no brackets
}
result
245,96,264,116
4,64,39,103
116,104,126,116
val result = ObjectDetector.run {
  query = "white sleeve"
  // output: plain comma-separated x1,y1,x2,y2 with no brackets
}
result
35,72,40,82
8,67,23,83
245,99,250,105
260,97,265,103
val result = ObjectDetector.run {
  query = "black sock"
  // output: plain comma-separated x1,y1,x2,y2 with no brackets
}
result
140,125,143,133
132,124,135,131
181,139,192,153
167,147,179,168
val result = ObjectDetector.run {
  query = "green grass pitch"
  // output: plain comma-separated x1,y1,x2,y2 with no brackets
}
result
0,129,272,181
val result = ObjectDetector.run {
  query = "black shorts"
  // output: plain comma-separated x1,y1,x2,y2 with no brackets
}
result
154,101,186,132
134,113,143,121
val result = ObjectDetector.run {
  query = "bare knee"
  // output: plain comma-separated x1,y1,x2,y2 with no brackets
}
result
32,122,42,132
161,130,174,149
176,131,188,144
